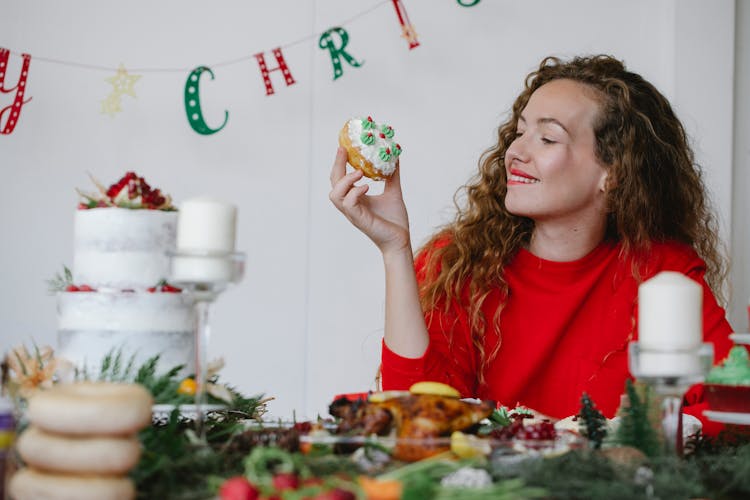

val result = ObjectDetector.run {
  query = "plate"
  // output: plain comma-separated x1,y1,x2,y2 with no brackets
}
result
729,333,750,345
703,410,750,425
152,404,227,424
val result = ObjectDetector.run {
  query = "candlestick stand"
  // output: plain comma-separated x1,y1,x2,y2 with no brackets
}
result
628,342,713,455
169,250,245,440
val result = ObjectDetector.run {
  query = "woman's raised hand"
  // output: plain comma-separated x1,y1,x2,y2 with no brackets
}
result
329,147,411,256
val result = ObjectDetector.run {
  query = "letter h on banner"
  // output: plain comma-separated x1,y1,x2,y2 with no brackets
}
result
254,48,296,96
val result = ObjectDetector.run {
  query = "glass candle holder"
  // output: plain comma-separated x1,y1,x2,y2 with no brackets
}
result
628,341,713,455
169,250,245,439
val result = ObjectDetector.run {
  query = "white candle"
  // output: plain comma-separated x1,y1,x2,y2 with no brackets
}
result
171,197,238,283
638,271,702,351
176,197,236,253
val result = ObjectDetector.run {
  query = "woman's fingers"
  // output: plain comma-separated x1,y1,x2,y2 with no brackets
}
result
330,147,349,188
329,168,364,207
383,159,402,196
342,183,370,212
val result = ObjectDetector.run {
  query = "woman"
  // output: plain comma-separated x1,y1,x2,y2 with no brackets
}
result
329,55,733,420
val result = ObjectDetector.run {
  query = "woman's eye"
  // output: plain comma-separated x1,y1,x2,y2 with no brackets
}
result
541,137,556,144
514,131,524,138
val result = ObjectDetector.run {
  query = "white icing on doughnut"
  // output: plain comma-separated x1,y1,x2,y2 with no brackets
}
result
346,117,400,176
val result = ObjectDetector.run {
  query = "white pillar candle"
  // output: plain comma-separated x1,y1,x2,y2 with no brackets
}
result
171,197,238,284
638,271,702,351
176,197,236,253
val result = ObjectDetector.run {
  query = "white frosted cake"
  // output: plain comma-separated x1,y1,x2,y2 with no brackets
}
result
56,172,195,375
73,208,177,289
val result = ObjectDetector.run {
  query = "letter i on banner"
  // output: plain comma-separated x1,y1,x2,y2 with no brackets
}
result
0,48,32,135
391,0,419,49
254,48,296,96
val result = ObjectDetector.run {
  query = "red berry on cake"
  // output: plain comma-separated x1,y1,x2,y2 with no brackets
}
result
147,280,181,293
77,172,175,211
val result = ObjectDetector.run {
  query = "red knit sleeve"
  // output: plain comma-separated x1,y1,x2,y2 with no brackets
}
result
380,238,479,397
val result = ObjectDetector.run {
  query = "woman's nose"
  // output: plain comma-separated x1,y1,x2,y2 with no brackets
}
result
506,137,529,164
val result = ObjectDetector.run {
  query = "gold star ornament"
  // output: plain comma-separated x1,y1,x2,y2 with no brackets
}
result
101,64,141,116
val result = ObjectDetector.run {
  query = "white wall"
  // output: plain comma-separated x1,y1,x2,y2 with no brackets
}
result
0,0,741,419
731,0,750,335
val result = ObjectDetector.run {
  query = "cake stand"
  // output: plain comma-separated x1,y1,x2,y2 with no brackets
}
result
628,341,714,455
169,250,245,439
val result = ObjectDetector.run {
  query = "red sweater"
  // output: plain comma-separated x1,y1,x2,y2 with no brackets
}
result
382,240,733,420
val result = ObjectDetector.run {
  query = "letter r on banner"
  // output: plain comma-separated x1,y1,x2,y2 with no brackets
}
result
0,48,32,135
254,48,296,96
319,27,363,81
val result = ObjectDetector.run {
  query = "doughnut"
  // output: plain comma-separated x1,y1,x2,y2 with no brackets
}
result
27,382,153,436
17,426,142,475
9,468,135,500
338,116,402,180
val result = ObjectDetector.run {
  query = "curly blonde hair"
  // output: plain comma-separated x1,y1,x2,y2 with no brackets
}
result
418,55,726,384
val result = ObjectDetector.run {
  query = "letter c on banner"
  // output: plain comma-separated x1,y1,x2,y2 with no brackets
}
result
184,66,228,135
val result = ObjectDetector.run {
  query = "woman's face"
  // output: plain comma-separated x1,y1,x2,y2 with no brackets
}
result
504,79,608,224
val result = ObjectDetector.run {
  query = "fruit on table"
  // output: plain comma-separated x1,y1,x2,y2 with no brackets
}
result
368,390,410,403
271,472,299,491
409,381,460,398
450,431,491,458
177,378,197,396
218,476,260,500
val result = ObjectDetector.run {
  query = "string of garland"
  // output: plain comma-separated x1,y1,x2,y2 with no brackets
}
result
1,0,490,134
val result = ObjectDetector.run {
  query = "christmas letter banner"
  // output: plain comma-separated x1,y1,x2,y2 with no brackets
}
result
0,0,483,136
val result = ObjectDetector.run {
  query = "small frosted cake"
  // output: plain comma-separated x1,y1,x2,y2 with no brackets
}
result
704,346,750,413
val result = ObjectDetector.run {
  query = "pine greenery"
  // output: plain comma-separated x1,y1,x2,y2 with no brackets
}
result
577,392,607,449
614,380,661,457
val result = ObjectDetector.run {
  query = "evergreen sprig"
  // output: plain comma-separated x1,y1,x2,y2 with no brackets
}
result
577,392,607,450
614,380,661,457
46,265,73,293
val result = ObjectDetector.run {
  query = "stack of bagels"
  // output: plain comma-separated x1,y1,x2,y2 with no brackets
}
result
9,382,153,500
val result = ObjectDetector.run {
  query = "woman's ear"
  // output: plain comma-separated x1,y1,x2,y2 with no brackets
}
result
598,169,609,193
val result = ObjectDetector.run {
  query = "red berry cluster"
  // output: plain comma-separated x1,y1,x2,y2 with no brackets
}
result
219,474,355,500
65,284,95,292
489,414,556,441
106,171,168,209
514,421,557,441
147,280,181,293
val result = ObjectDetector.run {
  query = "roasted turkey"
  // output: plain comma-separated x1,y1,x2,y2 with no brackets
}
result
330,393,494,461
